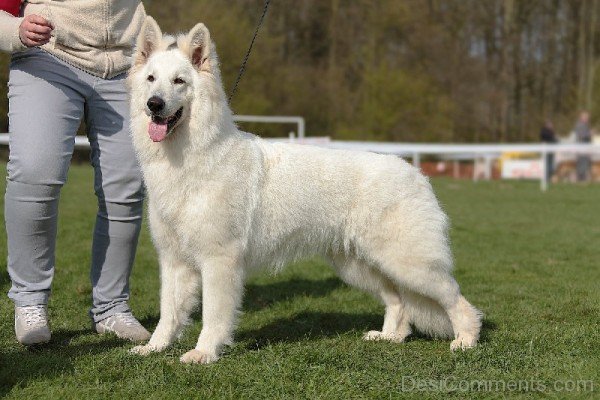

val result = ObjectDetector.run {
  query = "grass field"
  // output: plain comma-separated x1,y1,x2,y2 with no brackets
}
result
0,163,598,399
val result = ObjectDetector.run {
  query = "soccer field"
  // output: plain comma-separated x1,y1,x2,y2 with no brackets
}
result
0,164,598,399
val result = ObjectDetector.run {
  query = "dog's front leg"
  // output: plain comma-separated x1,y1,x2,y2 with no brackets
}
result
180,257,244,364
131,255,201,356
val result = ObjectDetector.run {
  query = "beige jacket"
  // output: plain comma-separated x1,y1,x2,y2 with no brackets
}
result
0,0,145,78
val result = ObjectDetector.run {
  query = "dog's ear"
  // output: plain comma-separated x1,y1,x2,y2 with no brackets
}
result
187,23,211,72
134,16,162,67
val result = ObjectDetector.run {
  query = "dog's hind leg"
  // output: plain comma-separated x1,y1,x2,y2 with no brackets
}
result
363,283,413,343
180,255,245,364
445,294,482,350
131,255,201,355
330,256,412,343
376,257,482,350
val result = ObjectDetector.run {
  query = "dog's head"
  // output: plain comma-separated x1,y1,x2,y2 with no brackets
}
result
129,17,222,143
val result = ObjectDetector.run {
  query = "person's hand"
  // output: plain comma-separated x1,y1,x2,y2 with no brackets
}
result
19,15,53,47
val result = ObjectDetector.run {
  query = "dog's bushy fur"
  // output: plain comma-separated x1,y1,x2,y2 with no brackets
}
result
128,17,482,364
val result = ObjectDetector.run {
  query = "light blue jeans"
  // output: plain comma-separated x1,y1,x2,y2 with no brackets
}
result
6,48,144,322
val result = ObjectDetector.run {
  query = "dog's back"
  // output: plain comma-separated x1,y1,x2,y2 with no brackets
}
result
248,140,449,269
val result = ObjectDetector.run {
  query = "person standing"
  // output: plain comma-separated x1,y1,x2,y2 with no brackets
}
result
574,111,592,182
540,120,558,182
1,1,150,345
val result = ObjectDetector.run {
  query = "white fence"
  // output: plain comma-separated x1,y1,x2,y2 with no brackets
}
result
0,131,599,191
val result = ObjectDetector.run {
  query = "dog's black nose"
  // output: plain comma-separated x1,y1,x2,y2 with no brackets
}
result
147,96,165,113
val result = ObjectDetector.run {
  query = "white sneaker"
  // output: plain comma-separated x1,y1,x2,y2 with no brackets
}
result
15,305,51,345
94,312,151,342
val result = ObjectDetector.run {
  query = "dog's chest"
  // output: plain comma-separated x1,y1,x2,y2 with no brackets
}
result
150,184,208,224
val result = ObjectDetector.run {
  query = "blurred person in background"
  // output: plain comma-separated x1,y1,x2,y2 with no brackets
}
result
574,111,592,182
0,0,150,345
539,120,557,182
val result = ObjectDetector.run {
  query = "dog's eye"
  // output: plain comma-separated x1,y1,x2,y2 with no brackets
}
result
174,77,186,85
147,75,155,82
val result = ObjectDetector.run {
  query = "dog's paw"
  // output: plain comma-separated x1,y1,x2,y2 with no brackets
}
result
130,344,161,356
363,330,407,344
450,335,478,351
179,349,219,364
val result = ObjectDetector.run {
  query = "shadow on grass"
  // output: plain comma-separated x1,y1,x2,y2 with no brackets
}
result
243,277,343,311
238,311,381,350
0,328,128,396
238,313,497,350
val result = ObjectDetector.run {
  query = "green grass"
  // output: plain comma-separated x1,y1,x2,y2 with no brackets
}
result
0,164,599,399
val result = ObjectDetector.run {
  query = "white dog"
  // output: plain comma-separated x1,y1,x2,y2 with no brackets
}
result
128,17,482,364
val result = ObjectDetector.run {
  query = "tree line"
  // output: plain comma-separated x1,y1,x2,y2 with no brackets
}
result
1,0,598,142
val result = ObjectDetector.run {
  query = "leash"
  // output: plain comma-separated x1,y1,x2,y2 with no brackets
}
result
228,0,271,104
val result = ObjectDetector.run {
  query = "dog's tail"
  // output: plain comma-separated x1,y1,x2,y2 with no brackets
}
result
401,290,455,339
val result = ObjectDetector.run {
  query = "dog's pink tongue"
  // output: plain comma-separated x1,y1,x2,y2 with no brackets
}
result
148,121,168,142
